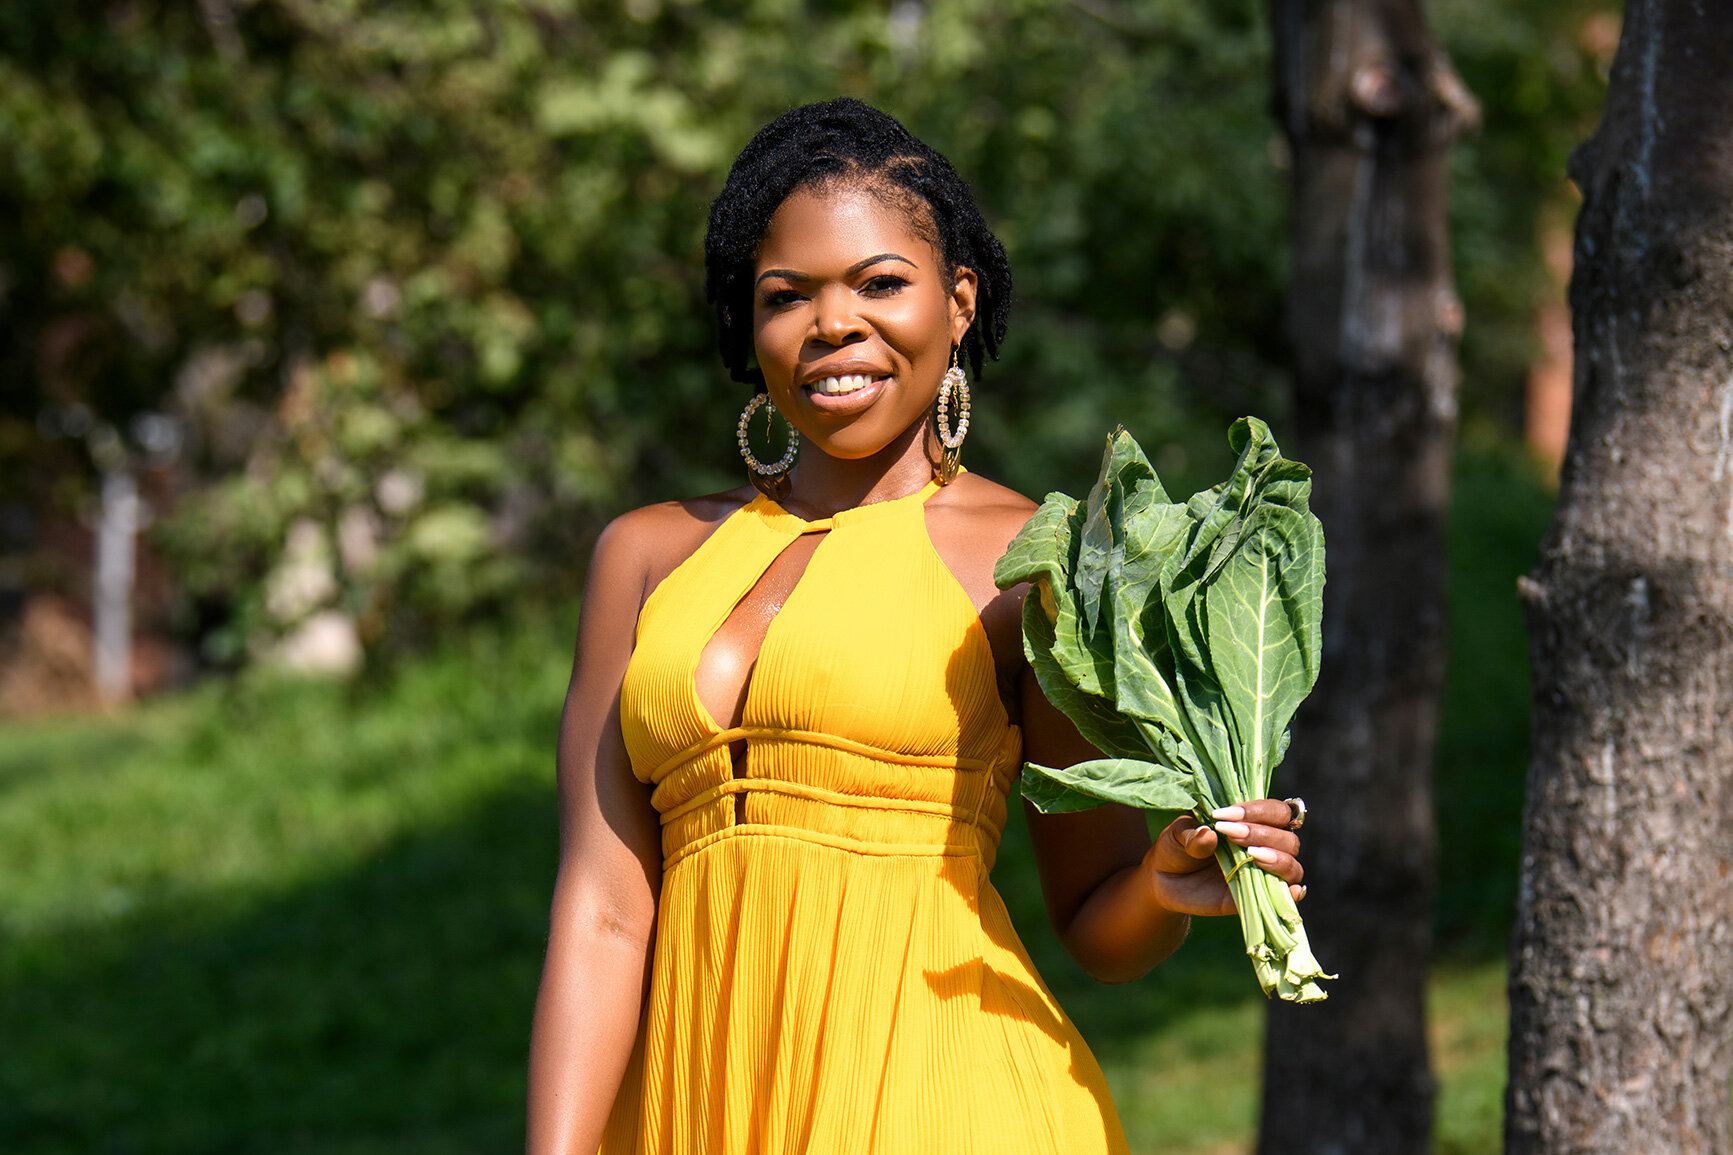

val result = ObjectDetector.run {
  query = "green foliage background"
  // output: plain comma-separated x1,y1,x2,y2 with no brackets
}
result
1,0,1611,659
0,5,1617,1148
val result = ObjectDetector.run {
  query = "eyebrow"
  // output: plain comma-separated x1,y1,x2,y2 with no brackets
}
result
755,252,917,286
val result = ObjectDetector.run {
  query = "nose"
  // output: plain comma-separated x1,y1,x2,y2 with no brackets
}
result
811,286,867,345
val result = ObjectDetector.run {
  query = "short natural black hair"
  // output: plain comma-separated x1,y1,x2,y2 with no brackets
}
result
704,98,1013,387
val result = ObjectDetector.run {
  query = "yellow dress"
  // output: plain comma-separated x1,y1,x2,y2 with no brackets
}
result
604,480,1128,1154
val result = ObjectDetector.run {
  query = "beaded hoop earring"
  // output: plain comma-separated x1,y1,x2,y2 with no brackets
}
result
737,391,798,497
935,351,970,485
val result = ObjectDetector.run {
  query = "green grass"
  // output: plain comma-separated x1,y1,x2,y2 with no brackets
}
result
998,809,1513,1155
0,435,1551,1154
0,626,573,1154
1431,959,1511,1155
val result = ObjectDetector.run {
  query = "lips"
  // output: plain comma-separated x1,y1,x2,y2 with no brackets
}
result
801,372,890,415
796,359,893,414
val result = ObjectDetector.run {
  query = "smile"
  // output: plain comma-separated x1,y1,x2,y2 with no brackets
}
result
809,374,879,396
801,373,890,416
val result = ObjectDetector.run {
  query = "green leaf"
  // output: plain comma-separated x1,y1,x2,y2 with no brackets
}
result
1020,597,1148,761
994,492,1079,594
1171,659,1242,806
1200,502,1323,794
1046,507,1120,701
1078,464,1115,632
1108,488,1191,728
1018,766,1108,813
1130,714,1206,790
998,493,1117,701
1021,757,1196,813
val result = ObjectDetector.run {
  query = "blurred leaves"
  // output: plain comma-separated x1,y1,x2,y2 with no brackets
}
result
0,0,1611,660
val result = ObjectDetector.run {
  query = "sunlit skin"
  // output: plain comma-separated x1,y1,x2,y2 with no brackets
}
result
523,177,1306,1155
748,182,977,515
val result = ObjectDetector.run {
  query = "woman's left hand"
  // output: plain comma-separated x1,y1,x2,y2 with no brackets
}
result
1142,799,1306,918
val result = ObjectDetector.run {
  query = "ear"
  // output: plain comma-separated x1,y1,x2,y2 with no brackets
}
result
947,266,979,347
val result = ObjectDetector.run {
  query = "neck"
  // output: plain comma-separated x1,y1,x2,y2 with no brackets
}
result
776,417,942,519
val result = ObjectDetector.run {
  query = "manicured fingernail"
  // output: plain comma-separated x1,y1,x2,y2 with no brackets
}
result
1211,805,1245,821
1214,821,1250,839
1248,846,1279,864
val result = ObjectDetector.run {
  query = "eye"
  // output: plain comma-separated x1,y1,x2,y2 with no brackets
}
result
862,274,908,295
759,288,803,308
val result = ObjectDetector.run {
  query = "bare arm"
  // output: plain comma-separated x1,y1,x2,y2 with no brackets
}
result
526,516,664,1155
1019,674,1186,984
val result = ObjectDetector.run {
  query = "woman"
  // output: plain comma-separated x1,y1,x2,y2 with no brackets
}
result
527,98,1306,1155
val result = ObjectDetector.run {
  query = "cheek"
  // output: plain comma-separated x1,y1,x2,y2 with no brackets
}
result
880,295,953,355
751,314,800,372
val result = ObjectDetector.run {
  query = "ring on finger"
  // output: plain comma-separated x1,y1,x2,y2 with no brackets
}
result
1283,797,1307,831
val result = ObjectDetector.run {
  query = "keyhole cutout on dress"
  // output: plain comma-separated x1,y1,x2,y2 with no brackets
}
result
694,530,827,823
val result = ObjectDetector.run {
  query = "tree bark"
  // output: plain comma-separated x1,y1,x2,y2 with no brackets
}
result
1504,4,1733,1152
1258,3,1476,1152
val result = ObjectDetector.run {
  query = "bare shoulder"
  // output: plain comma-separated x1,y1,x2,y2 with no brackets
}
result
925,472,1041,562
597,487,753,559
589,486,758,611
922,471,1043,615
919,472,1044,700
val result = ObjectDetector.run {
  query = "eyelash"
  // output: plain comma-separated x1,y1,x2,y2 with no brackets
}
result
759,273,911,309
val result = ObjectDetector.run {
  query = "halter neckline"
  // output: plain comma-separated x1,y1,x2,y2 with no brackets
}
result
750,475,949,534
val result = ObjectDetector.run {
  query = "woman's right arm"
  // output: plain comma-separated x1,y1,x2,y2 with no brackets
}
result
527,514,664,1155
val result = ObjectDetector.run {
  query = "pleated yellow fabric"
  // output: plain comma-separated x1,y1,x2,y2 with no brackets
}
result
605,480,1128,1154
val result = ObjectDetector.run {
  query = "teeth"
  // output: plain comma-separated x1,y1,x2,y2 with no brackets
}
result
811,374,874,396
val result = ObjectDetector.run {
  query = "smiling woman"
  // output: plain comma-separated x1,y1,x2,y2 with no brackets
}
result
525,99,1308,1155
750,185,975,470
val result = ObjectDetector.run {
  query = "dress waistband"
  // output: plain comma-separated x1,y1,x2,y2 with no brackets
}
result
650,725,1016,871
649,725,1006,783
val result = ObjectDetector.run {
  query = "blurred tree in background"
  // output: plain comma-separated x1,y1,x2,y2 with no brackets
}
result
1258,0,1478,1148
0,0,1612,671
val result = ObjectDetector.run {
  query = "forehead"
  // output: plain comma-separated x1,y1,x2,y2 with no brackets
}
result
755,182,940,272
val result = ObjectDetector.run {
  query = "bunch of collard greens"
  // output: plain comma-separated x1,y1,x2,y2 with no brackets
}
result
993,418,1333,1002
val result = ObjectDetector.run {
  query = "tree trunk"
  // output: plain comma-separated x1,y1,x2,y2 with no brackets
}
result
1504,4,1733,1152
1258,3,1476,1152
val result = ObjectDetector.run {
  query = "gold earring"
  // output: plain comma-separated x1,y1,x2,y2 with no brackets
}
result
935,350,970,485
737,391,797,497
